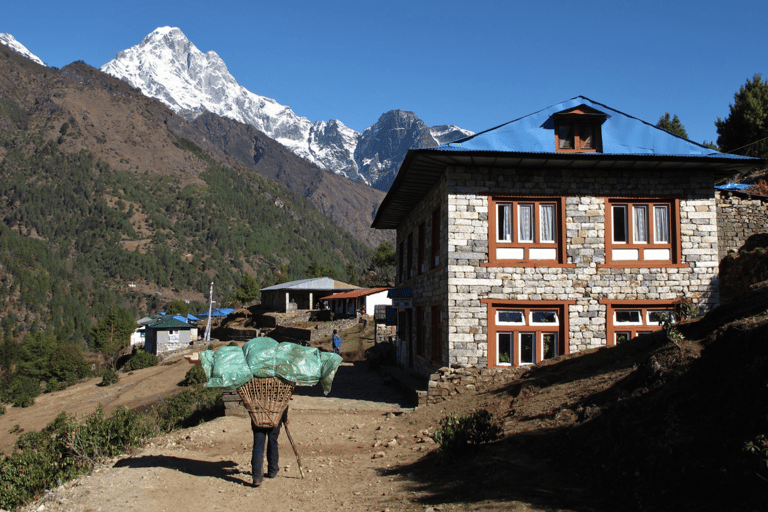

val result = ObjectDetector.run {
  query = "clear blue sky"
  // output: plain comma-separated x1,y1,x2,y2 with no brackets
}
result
3,0,766,146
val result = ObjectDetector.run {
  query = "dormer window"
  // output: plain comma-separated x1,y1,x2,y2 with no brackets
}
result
553,105,607,153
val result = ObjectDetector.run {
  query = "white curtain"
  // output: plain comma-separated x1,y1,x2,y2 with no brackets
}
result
654,205,670,243
519,204,533,242
540,204,555,243
633,205,648,243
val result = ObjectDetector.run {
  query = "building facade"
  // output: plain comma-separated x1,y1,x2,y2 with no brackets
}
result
372,97,761,377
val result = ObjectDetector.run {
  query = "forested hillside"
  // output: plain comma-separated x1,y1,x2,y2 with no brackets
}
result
0,46,374,343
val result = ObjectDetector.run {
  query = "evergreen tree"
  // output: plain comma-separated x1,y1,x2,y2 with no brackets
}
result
656,113,688,138
716,74,768,159
235,273,260,304
90,307,136,370
166,300,189,316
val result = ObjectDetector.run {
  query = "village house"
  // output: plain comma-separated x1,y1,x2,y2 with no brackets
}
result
372,96,763,377
321,287,391,316
260,277,361,313
143,316,194,355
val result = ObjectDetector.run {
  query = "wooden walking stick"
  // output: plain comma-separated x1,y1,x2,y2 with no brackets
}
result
283,422,305,479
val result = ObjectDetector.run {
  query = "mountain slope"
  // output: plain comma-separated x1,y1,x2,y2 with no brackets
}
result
0,33,44,66
0,47,373,335
100,27,473,189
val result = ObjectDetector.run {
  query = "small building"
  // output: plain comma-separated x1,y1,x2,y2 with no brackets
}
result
143,317,193,355
260,277,361,312
322,287,391,316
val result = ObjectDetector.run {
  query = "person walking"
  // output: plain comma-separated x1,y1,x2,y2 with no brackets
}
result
332,329,342,355
251,407,289,487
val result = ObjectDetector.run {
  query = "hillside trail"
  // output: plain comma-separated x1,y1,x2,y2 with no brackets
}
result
15,358,548,512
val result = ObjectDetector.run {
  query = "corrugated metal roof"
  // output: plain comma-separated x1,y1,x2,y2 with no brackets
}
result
261,277,361,292
372,97,765,230
321,287,389,300
146,317,193,329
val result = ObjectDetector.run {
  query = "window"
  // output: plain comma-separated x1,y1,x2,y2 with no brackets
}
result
605,198,680,266
431,206,440,269
602,300,677,346
417,222,425,275
398,242,404,284
487,196,568,266
553,105,606,153
407,233,413,279
484,301,573,367
415,306,425,357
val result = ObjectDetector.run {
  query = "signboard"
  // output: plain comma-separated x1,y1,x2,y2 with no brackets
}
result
392,298,413,309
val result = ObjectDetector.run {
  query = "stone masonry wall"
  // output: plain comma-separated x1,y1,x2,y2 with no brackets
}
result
716,191,768,259
426,366,523,405
443,167,718,367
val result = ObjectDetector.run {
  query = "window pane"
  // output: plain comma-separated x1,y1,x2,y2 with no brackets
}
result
633,205,649,243
520,333,535,364
498,333,512,364
616,332,631,344
498,310,524,324
540,204,556,243
543,333,557,359
580,124,594,149
648,310,672,325
497,204,512,242
531,311,558,324
615,310,641,323
613,206,627,243
519,204,534,242
654,205,670,243
558,124,574,149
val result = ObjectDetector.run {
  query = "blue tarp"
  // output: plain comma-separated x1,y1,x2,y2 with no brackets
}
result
715,183,752,190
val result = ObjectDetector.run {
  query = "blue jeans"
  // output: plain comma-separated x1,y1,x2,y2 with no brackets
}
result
251,422,281,483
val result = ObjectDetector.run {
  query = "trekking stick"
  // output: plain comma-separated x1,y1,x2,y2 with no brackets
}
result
283,423,305,479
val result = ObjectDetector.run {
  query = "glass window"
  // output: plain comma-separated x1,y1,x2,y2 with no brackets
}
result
615,332,631,344
498,333,512,364
497,203,512,242
648,310,673,325
654,205,670,243
540,204,556,243
580,123,594,149
543,333,558,359
520,333,535,364
498,310,524,324
531,311,558,324
518,204,534,243
558,124,574,149
633,205,649,243
615,310,642,324
613,205,628,243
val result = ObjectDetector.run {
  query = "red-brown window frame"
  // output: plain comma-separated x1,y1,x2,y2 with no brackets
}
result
553,106,606,153
431,205,440,269
483,300,574,368
602,197,685,268
600,299,681,346
485,195,572,267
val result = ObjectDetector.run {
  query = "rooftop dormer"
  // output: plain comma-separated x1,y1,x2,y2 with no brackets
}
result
553,105,608,153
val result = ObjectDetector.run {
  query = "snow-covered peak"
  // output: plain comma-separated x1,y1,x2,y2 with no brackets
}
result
0,33,45,66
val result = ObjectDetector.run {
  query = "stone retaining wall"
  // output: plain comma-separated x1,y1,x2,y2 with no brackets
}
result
426,366,524,405
717,191,768,259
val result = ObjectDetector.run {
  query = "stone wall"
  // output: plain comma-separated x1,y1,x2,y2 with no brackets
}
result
393,166,720,376
426,366,523,405
717,191,768,259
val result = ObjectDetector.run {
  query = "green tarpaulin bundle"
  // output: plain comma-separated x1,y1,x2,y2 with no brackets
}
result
199,337,343,395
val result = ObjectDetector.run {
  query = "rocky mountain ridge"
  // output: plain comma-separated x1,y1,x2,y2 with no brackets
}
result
100,27,473,190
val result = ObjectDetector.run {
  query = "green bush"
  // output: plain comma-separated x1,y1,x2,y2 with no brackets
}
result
152,387,222,433
744,434,768,473
9,375,42,408
182,365,208,386
0,404,5,415
227,341,239,347
98,368,119,387
433,409,503,457
123,348,159,371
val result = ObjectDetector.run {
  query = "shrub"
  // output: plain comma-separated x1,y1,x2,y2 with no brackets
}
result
9,375,42,408
123,348,158,371
227,341,239,347
152,387,223,433
0,404,5,415
433,409,503,457
744,434,768,473
182,365,208,386
98,368,119,387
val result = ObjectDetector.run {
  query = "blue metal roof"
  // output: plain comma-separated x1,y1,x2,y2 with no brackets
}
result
435,96,750,160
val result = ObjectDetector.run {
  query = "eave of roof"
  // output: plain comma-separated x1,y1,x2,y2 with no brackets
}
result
321,287,389,300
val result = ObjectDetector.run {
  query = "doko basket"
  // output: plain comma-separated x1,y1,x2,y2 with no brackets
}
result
237,376,295,428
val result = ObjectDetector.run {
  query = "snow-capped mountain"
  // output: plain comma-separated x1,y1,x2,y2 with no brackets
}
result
101,27,472,189
0,34,45,66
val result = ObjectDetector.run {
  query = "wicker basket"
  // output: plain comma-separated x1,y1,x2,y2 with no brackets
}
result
237,376,295,428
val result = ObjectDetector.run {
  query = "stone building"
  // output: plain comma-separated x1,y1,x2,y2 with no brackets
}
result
372,96,762,377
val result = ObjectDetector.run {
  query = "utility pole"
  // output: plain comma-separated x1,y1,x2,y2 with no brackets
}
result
204,281,213,343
